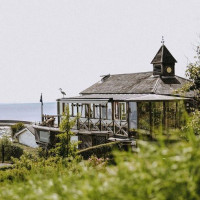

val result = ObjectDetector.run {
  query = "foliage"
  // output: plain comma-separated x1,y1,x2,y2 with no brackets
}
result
182,110,200,135
11,122,25,138
0,136,24,162
0,130,200,199
52,105,79,158
77,141,121,159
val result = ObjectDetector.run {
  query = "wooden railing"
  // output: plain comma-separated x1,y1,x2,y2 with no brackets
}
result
76,117,128,136
41,115,129,136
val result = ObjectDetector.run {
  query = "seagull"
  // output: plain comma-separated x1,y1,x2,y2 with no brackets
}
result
59,88,66,98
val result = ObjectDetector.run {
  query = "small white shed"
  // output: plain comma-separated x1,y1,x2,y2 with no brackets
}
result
15,126,38,148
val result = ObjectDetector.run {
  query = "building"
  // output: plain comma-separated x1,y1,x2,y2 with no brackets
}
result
15,126,38,148
36,43,195,149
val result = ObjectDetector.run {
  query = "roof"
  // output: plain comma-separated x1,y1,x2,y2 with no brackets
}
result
15,126,35,138
59,94,189,102
151,45,177,64
80,72,194,97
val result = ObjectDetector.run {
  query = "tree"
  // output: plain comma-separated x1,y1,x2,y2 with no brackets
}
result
185,45,200,99
54,105,79,158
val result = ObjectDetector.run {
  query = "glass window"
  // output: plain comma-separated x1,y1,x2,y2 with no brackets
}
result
107,103,112,120
90,104,94,118
115,102,119,119
120,102,127,120
129,102,137,129
40,131,50,143
80,104,85,118
94,104,100,118
102,105,107,119
73,104,77,117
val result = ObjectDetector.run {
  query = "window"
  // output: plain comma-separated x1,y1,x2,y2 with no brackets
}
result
154,65,162,73
94,104,100,118
120,102,127,120
107,103,112,120
73,104,77,117
129,102,137,129
102,105,107,119
80,104,85,118
40,131,50,143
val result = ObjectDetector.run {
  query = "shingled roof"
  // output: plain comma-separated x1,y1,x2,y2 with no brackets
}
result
80,72,194,97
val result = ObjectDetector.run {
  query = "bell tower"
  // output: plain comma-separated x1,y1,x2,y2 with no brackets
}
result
151,38,177,76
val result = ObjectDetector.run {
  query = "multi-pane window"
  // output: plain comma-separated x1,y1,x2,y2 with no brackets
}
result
115,102,127,120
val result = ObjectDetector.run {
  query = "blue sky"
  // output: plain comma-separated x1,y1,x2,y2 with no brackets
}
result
0,0,200,103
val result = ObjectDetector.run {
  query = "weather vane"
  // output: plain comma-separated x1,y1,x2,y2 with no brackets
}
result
161,36,165,45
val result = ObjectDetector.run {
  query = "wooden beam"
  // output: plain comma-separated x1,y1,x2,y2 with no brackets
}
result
163,101,166,133
99,104,102,131
57,101,60,126
127,102,130,138
149,102,152,137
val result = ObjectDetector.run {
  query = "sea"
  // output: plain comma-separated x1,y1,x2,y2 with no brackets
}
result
0,102,57,137
0,102,57,122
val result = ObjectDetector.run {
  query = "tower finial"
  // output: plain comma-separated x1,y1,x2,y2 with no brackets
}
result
161,36,165,45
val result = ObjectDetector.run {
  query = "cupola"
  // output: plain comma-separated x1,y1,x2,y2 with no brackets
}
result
151,39,177,76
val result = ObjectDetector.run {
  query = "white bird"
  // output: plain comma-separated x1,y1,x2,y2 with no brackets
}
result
59,88,66,98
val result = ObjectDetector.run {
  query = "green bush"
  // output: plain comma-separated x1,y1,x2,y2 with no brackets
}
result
77,141,121,159
0,136,24,162
0,135,200,199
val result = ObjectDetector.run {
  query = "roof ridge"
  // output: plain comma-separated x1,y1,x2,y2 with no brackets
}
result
152,77,160,93
110,71,153,76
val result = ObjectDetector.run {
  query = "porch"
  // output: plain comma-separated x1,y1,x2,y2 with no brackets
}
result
57,94,190,138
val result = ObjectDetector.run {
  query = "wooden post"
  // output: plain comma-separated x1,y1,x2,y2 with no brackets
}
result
88,104,90,131
163,101,166,133
149,102,152,137
127,102,130,138
175,101,177,128
57,101,60,126
99,104,102,131
77,103,79,129
112,102,115,134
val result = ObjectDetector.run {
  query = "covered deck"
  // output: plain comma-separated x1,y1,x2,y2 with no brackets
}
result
57,94,190,138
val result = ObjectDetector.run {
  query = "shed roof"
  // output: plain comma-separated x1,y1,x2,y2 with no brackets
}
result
80,72,194,97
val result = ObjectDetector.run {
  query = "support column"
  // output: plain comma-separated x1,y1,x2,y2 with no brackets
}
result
57,101,60,126
127,102,130,138
149,102,152,137
99,104,102,131
77,103,79,129
112,102,115,134
163,101,166,133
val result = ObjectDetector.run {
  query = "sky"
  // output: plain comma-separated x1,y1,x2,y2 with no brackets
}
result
0,0,200,103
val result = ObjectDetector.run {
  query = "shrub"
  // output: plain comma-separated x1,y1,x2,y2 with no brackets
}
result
77,141,121,159
0,136,23,162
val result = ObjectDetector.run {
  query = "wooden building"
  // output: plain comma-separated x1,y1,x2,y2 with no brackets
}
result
36,44,195,149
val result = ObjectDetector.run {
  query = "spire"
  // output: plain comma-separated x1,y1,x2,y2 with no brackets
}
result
151,44,177,64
